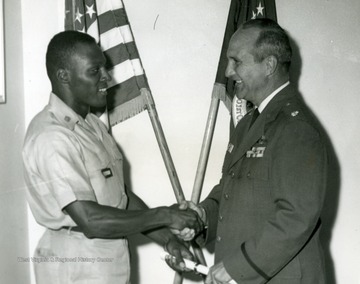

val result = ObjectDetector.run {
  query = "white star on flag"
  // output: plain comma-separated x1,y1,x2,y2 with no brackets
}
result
256,2,265,16
75,8,83,24
86,5,96,19
251,11,257,19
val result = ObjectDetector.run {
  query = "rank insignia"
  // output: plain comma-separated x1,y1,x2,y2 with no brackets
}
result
291,111,299,117
246,147,266,158
227,143,234,153
258,135,267,145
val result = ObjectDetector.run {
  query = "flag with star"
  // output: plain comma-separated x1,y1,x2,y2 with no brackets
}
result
215,0,277,126
65,0,150,126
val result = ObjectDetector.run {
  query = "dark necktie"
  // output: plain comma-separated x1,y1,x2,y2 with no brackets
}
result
250,108,260,128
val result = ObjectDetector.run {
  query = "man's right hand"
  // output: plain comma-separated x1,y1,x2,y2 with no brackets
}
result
169,201,207,241
185,201,207,224
166,203,204,236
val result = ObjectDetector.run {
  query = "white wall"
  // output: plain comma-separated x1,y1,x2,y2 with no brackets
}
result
21,1,65,283
276,1,360,283
0,0,30,283
21,0,360,283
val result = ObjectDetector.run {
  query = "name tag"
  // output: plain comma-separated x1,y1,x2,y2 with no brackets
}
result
101,168,113,178
246,147,266,158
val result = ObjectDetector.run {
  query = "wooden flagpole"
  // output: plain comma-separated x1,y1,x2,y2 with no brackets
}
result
143,88,207,284
188,85,226,281
143,88,185,202
191,96,220,204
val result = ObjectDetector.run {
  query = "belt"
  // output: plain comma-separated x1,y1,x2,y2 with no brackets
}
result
61,226,83,233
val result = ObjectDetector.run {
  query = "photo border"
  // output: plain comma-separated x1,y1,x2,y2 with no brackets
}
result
0,0,5,104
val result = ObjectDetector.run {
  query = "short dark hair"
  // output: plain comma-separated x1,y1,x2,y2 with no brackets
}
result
242,18,292,71
45,31,97,79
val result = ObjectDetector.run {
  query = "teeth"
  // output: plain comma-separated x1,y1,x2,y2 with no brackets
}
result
99,88,107,92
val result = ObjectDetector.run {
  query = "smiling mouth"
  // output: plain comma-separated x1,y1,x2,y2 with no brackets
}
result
234,80,243,90
234,80,245,98
98,88,108,96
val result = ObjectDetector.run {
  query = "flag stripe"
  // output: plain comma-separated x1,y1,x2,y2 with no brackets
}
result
99,25,133,50
96,0,123,15
97,9,129,34
104,41,140,67
107,76,145,107
87,21,100,42
107,59,144,88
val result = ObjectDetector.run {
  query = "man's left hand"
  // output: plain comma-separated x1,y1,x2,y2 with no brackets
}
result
164,238,193,273
170,227,195,241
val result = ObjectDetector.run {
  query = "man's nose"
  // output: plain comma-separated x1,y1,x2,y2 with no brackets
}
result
100,67,112,82
225,62,235,78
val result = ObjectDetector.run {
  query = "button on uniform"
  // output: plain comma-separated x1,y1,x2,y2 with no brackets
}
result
216,236,222,242
224,193,229,200
229,170,235,178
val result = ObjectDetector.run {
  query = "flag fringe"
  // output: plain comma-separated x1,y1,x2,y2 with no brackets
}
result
108,94,147,126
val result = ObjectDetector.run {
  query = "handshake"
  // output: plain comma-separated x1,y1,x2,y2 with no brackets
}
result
167,201,206,241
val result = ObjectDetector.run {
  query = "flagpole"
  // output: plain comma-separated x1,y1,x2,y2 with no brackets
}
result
187,86,225,279
191,95,220,204
142,88,207,284
142,88,185,202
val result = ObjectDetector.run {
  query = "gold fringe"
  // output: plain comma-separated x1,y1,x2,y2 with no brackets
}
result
108,93,147,126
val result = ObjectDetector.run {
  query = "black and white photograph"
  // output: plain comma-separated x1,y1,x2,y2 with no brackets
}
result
0,0,359,283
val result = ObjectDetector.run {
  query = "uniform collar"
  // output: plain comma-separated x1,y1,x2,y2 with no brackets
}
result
48,92,83,131
258,81,290,113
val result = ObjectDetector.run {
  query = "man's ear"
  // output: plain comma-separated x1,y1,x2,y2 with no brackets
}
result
265,55,278,76
56,69,69,83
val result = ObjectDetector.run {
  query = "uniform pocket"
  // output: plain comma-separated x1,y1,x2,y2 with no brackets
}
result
248,158,269,181
244,158,272,208
84,147,109,173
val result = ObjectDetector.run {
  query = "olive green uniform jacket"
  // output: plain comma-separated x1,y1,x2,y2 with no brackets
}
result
201,85,328,283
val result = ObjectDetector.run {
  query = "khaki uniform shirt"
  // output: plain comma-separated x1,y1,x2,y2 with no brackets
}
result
23,93,130,283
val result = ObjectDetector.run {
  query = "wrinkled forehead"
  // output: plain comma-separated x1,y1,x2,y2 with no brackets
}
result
232,27,260,46
227,27,260,57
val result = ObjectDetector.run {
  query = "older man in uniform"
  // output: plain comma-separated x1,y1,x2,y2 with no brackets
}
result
180,19,328,284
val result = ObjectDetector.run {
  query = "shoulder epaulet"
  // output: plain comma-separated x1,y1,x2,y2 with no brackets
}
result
282,101,304,120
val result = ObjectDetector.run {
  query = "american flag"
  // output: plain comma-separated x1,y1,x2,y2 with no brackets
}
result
65,0,149,126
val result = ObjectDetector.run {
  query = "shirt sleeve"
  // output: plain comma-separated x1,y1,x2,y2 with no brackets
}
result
33,130,97,209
